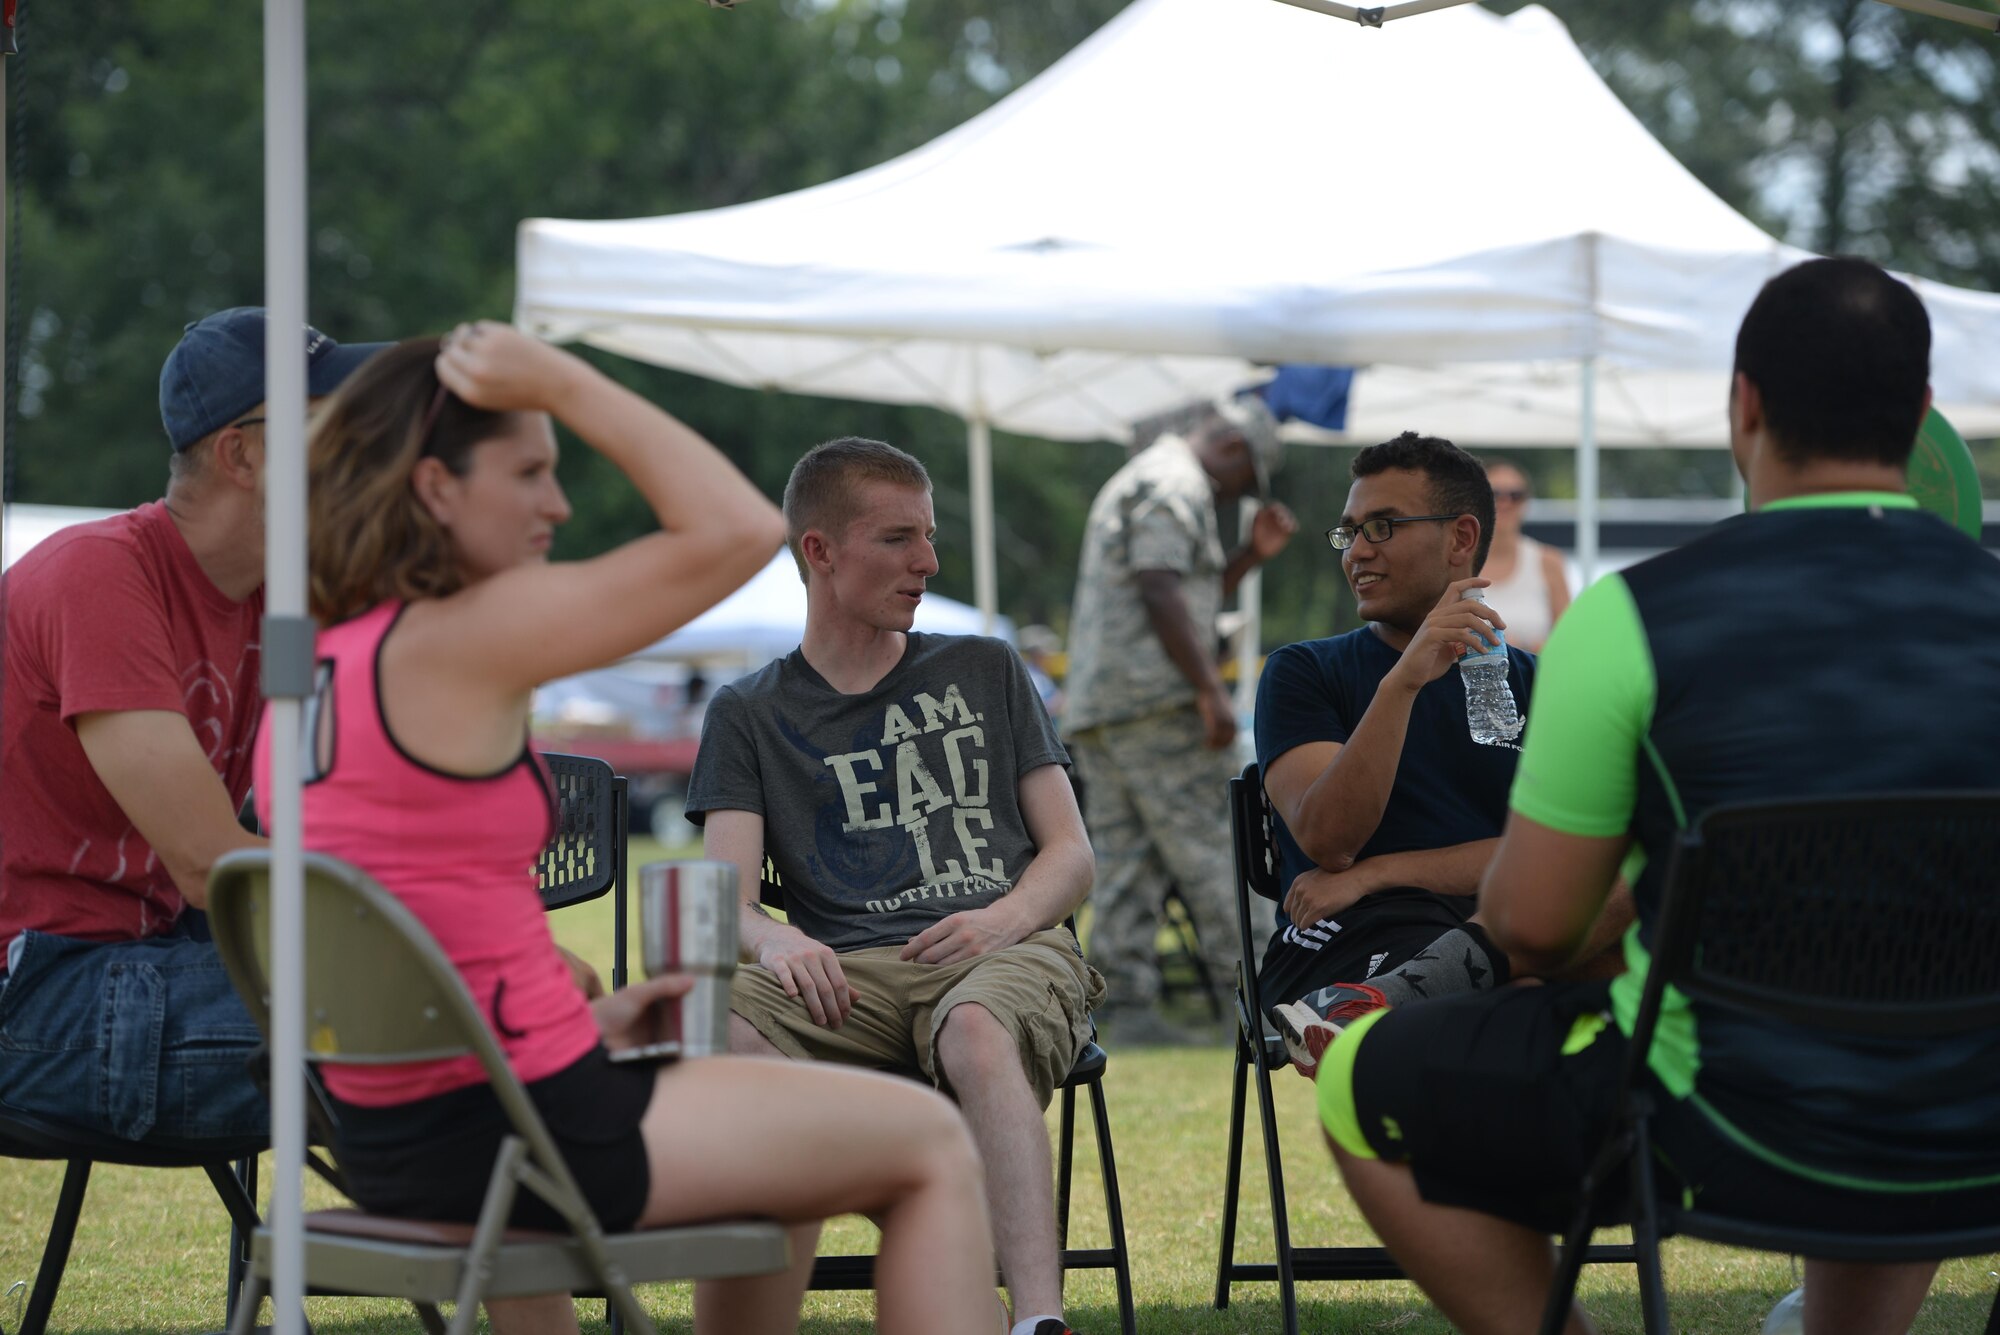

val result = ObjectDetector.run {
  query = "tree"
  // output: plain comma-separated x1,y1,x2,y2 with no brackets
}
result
4,0,1128,627
1491,0,2000,290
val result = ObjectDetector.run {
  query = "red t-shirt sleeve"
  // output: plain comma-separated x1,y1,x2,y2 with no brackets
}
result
26,534,190,725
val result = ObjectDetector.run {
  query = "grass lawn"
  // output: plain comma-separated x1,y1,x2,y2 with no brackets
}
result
5,839,1994,1333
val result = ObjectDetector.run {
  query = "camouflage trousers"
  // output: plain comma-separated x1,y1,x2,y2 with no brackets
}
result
1068,704,1241,1013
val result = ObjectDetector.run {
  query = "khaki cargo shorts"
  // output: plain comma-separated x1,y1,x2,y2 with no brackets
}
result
729,927,1106,1108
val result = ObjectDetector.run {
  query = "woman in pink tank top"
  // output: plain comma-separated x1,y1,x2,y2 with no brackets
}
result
283,324,1000,1335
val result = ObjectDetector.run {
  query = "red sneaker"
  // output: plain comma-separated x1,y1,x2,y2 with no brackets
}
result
1269,982,1387,1081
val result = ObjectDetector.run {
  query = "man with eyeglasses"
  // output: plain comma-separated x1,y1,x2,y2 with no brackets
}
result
1254,431,1586,1079
0,308,382,1145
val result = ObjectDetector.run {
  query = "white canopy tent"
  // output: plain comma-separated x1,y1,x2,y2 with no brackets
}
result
518,0,2000,605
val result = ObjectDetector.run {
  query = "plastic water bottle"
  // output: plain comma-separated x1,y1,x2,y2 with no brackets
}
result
1460,588,1523,745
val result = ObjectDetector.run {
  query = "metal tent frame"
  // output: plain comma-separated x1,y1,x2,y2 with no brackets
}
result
1276,0,1998,31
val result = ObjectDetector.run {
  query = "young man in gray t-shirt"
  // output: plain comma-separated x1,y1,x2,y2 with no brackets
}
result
687,437,1101,1335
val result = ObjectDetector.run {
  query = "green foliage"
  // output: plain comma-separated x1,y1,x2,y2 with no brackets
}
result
1492,0,2000,288
5,0,1995,646
5,0,1133,623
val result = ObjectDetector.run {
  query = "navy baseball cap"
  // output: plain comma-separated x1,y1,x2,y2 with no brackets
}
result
159,306,388,451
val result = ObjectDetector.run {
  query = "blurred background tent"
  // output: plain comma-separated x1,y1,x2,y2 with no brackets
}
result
517,0,2000,607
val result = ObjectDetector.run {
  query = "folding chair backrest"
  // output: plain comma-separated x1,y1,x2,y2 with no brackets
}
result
1656,793,2000,1038
1227,763,1284,1022
536,752,622,912
210,851,515,1067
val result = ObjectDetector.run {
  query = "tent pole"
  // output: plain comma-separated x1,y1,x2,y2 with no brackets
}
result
262,2,310,1334
1871,0,2000,31
1234,497,1261,721
967,415,998,635
1576,357,1599,586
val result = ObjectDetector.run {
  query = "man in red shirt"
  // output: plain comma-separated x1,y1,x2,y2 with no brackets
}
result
0,308,381,1143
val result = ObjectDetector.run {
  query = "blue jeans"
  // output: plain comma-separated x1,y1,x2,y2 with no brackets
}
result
0,918,268,1144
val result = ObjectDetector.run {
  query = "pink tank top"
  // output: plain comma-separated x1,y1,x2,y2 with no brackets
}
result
253,601,599,1106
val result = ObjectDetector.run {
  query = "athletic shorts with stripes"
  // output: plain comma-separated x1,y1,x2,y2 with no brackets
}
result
1317,980,2000,1236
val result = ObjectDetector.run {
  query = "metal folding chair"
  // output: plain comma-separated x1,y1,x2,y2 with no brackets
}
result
758,867,1136,1335
207,849,789,1335
1214,762,1633,1335
0,1113,263,1335
1539,794,2000,1335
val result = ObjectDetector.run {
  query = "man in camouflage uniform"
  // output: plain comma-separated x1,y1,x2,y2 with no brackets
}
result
1063,397,1297,1038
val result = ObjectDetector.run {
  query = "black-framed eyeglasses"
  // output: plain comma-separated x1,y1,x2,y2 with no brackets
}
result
1325,514,1460,551
230,416,266,430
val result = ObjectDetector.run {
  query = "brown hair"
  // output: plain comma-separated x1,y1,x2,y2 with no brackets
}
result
307,337,514,624
780,436,930,581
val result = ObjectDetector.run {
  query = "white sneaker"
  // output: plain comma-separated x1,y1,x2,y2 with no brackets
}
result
1761,1286,1805,1335
1269,1001,1345,1081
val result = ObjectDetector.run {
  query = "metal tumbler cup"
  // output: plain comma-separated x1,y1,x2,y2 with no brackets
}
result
637,859,739,1059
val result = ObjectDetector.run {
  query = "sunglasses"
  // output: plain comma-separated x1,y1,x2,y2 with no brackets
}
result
1493,488,1529,504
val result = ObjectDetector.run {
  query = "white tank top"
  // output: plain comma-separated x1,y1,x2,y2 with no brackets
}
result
1483,534,1559,651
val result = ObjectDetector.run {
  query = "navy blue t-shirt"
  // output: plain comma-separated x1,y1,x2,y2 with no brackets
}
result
1252,626,1534,998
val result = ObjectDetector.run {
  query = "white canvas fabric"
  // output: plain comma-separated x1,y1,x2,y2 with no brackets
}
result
516,0,2000,445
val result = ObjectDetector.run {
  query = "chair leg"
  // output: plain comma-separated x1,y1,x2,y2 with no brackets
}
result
1251,1048,1301,1335
1984,1282,1999,1335
1056,1083,1077,1251
1628,1116,1671,1335
224,1155,258,1329
450,1139,528,1335
17,1159,91,1335
1212,1030,1251,1310
227,1274,269,1335
1086,1078,1136,1335
1537,1172,1608,1335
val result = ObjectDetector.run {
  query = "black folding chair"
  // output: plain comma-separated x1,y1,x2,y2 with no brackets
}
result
536,751,631,989
1215,763,1633,1335
1158,884,1224,1022
759,866,1136,1335
0,1114,264,1335
1539,794,2000,1335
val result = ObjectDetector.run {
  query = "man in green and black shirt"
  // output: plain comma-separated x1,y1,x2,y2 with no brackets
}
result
1319,257,2000,1334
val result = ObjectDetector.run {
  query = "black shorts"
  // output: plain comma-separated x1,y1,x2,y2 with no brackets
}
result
1258,888,1483,1007
1332,982,2000,1237
326,1046,656,1233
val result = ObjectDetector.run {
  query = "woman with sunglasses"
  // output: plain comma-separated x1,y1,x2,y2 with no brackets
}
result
257,322,1000,1335
1474,458,1570,652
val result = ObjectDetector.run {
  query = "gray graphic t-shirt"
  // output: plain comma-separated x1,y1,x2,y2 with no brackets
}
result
685,633,1068,952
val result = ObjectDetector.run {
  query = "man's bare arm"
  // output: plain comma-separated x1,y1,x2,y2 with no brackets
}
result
73,710,263,908
898,764,1093,966
1279,838,1499,928
1265,578,1510,870
1478,812,1629,977
702,807,856,1027
1264,706,1416,873
1133,568,1236,749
